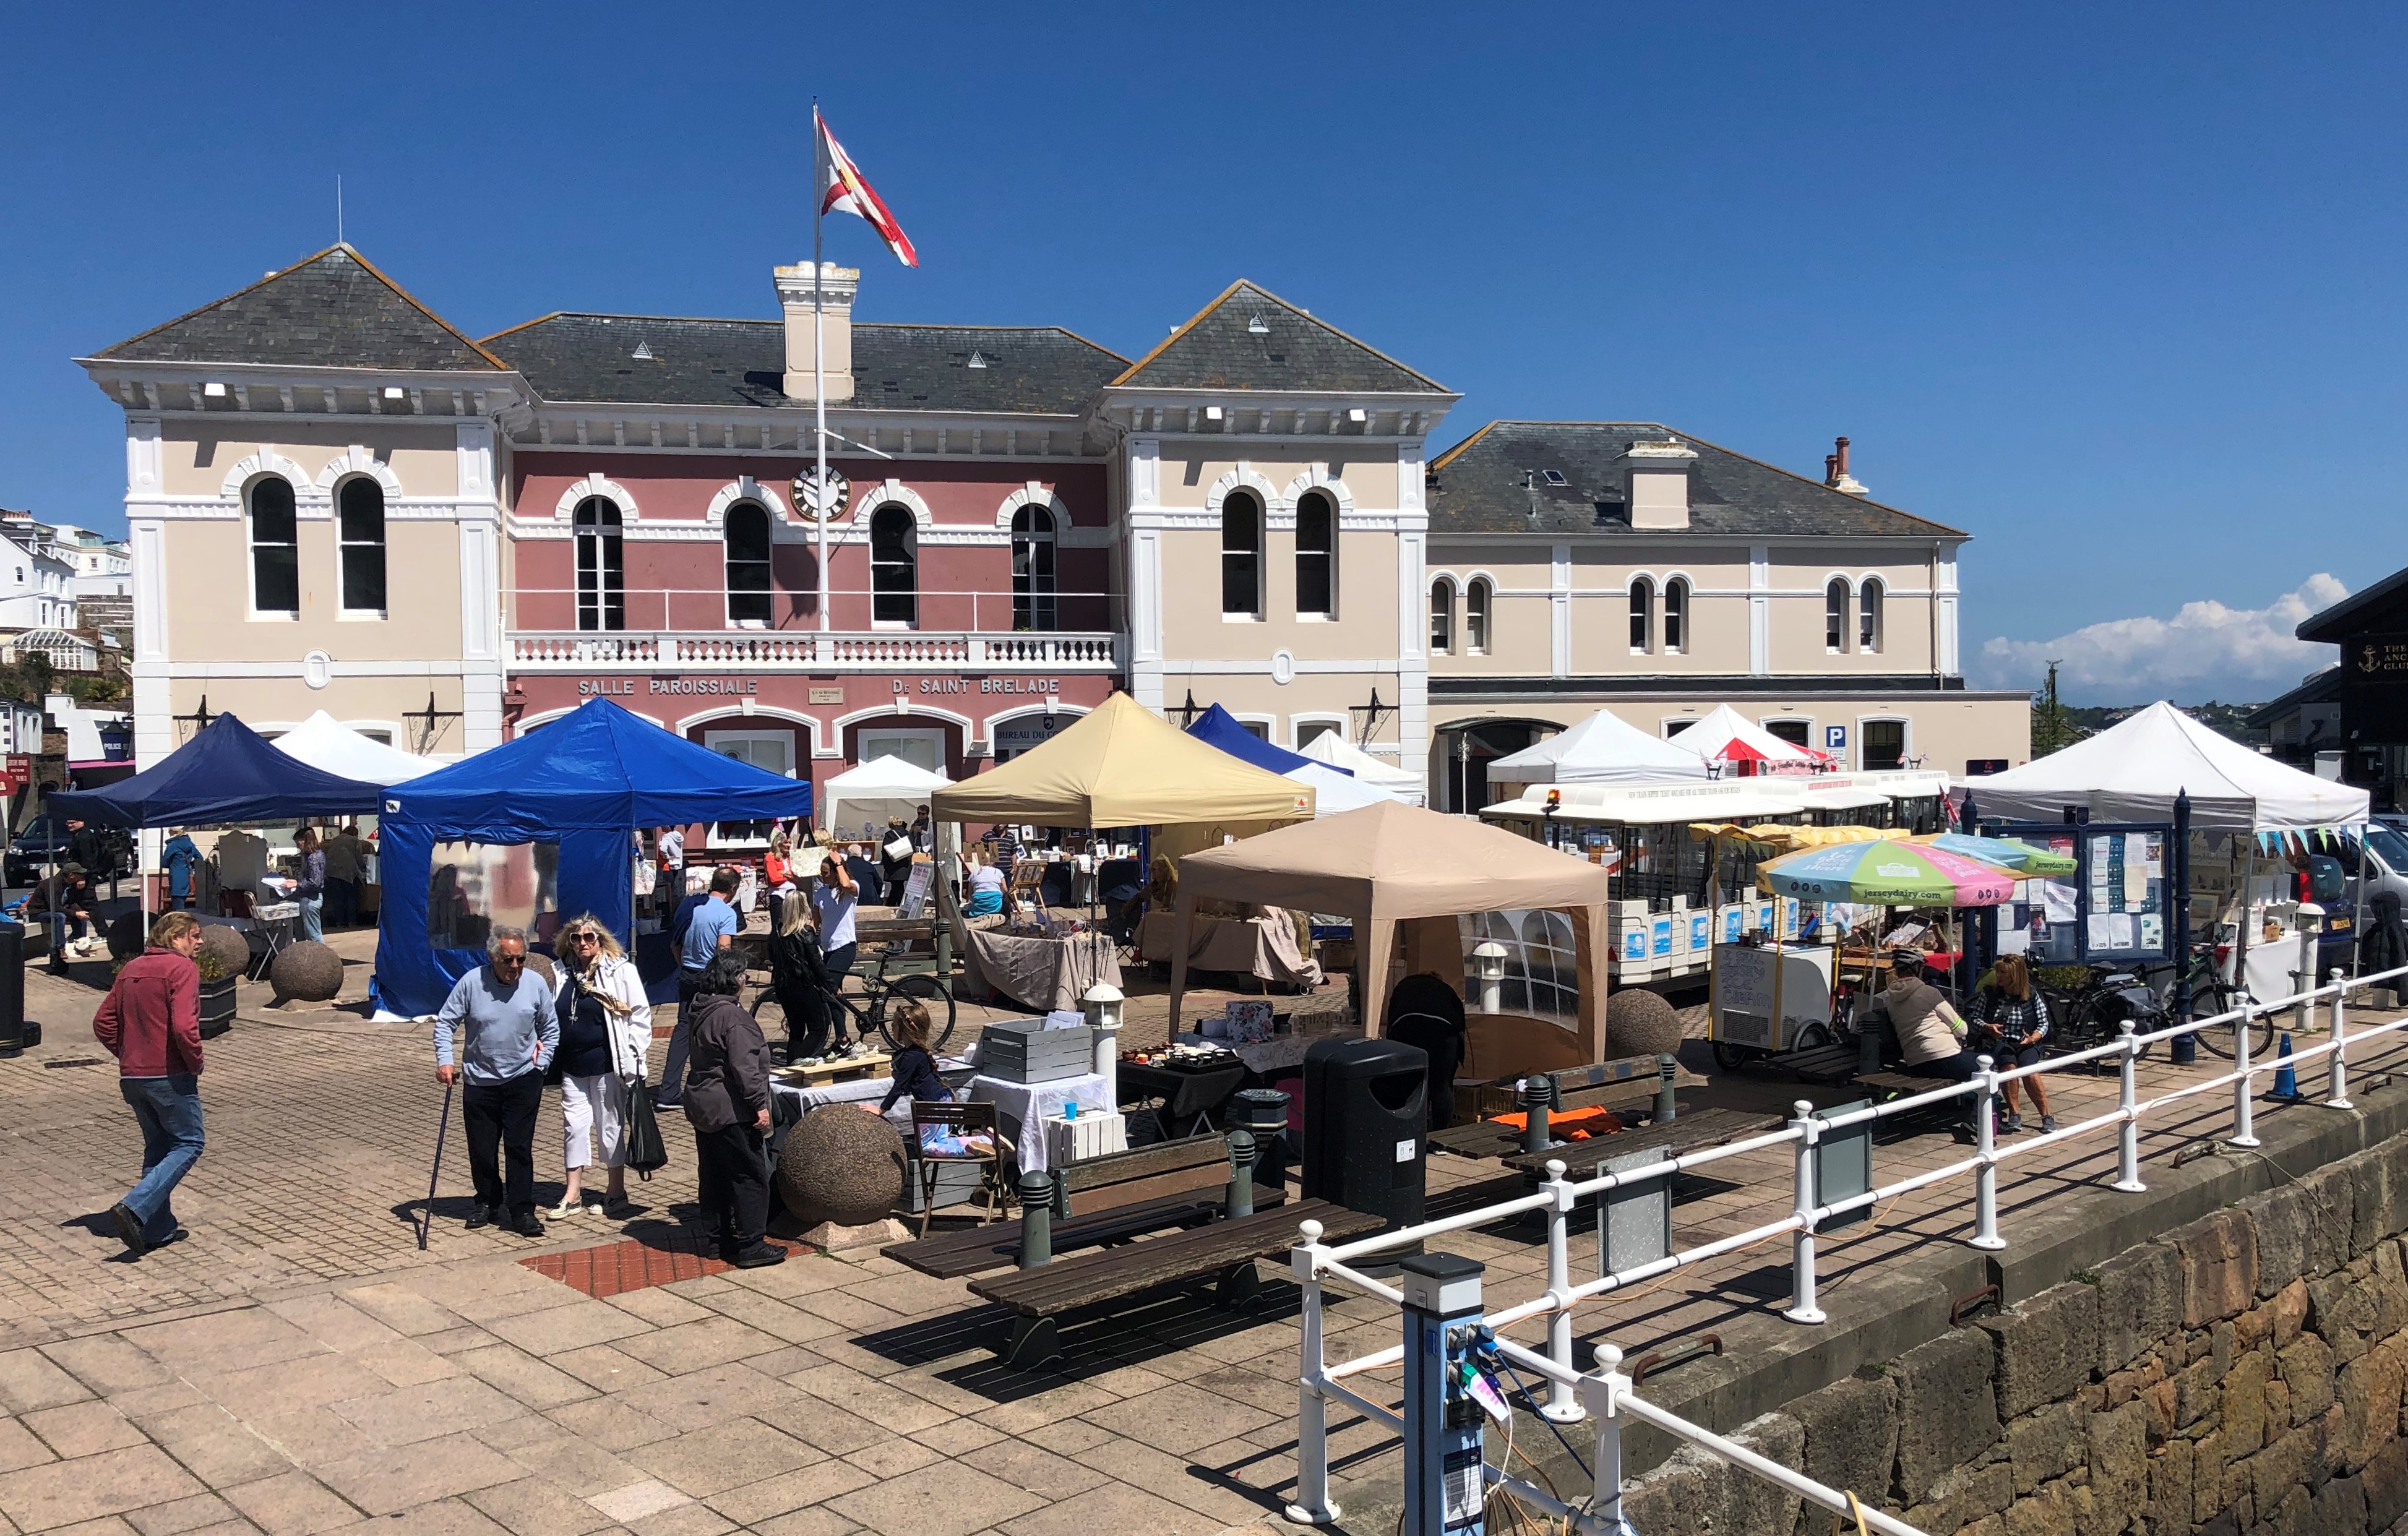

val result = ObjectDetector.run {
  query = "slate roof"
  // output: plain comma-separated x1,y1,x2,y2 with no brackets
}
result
1112,281,1447,394
94,246,504,371
1426,422,1965,539
482,314,1125,414
2297,568,2408,643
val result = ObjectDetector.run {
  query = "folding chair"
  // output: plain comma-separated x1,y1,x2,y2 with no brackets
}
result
908,1101,1015,1237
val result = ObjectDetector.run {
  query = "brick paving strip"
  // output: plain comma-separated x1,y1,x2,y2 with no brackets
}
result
9,925,2407,1533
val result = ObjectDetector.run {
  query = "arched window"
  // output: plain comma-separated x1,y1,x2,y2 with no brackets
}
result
870,505,918,625
1859,577,1884,653
1628,577,1655,654
248,476,299,616
1466,578,1492,654
724,501,772,626
337,478,386,615
1429,579,1453,654
1221,492,1262,617
1825,578,1850,653
1010,505,1056,632
1295,490,1336,617
573,496,624,632
1663,577,1689,654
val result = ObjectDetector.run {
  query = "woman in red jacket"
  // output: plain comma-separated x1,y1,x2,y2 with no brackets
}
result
92,910,206,1256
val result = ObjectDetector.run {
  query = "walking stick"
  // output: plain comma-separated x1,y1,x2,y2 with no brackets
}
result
418,1080,455,1251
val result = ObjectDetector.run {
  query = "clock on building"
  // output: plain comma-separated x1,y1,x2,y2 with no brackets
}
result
790,468,851,521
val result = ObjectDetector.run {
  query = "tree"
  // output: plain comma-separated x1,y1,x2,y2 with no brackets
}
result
2030,659,2084,757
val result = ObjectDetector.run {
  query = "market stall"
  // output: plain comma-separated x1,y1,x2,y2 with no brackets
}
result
1669,704,1830,774
1486,706,1709,796
370,697,812,1018
1170,800,1617,1074
1182,703,1401,819
1297,729,1425,804
269,711,447,783
822,755,950,839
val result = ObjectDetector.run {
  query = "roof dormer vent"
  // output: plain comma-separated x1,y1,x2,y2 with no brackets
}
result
966,350,989,369
630,341,653,361
1247,314,1270,335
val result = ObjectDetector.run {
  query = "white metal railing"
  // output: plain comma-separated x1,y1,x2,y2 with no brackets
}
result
506,585,1116,641
505,629,1120,670
1286,960,2408,1527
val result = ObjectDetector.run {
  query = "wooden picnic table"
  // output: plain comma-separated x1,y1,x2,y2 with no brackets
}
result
1502,1106,1787,1179
1429,1082,1704,1162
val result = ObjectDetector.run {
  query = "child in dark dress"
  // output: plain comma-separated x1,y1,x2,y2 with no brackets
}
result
875,1000,950,1115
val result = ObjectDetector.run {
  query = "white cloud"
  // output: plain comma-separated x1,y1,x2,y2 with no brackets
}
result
1976,574,2348,703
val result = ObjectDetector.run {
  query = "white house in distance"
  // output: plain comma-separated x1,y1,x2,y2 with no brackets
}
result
49,524,132,600
0,513,78,632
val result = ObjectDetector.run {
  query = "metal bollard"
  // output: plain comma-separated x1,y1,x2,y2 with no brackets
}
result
1857,1016,1882,1078
1783,1101,1825,1324
2231,997,2261,1148
1521,1075,1553,1155
1972,1055,2006,1250
1017,1169,1053,1269
2328,966,2353,1110
1226,1127,1256,1219
1654,1053,1678,1122
2113,1024,2146,1193
2295,904,2325,1034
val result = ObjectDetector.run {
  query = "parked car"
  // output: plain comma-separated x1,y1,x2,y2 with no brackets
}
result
4,815,131,886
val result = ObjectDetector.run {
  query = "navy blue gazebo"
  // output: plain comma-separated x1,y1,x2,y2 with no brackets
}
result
48,713,382,827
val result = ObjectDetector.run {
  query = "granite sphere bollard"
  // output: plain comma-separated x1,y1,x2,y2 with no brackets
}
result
106,912,146,962
197,922,252,979
776,1106,908,1229
1607,987,1684,1059
269,939,345,1004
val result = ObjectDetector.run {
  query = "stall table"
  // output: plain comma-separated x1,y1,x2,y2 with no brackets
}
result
967,1072,1114,1173
1117,1058,1249,1138
962,928,1122,1013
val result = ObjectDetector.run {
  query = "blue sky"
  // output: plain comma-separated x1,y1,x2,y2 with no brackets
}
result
4,2,2401,705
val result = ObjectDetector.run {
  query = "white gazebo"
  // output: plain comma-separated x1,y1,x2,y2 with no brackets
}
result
823,754,951,835
1296,731,1425,803
270,711,443,785
1487,706,1709,787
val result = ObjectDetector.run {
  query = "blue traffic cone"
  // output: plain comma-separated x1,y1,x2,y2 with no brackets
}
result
2271,1032,2299,1101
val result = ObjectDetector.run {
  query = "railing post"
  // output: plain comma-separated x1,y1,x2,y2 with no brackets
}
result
2231,997,2261,1149
1284,1219,1338,1525
1972,1055,2006,1251
1541,1158,1581,1423
2113,1024,2146,1193
1783,1101,1825,1324
2328,966,2354,1110
1586,1344,1628,1527
2295,904,2325,1035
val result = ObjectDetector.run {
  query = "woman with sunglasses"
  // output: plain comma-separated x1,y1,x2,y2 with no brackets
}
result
546,915,654,1219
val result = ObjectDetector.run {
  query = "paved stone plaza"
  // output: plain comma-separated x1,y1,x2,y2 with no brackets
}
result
8,929,2408,1536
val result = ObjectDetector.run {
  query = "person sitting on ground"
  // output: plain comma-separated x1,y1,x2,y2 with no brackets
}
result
92,911,207,1256
1976,953,2055,1135
546,914,653,1220
961,855,1012,919
681,949,784,1268
768,891,836,1060
870,998,950,1117
1384,973,1468,1131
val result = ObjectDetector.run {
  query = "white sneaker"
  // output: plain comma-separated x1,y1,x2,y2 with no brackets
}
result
541,1198,582,1220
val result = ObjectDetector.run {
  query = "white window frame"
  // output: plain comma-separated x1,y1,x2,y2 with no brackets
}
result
1759,716,1816,753
1465,577,1492,656
1855,713,1912,772
1292,714,1348,752
702,728,798,779
1628,577,1656,655
1662,575,1690,656
1429,577,1455,654
867,504,920,630
1825,577,1852,655
1231,711,1278,742
246,474,301,622
723,500,775,630
1294,489,1338,621
1661,715,1700,741
857,726,946,774
1221,491,1263,621
334,474,389,620
1859,577,1885,654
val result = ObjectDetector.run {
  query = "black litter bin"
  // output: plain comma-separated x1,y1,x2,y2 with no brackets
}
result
1301,1037,1429,1235
0,920,25,1055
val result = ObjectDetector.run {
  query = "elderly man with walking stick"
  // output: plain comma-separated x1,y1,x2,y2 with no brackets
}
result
433,927,557,1237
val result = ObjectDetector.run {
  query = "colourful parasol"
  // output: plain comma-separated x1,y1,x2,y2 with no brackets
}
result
1914,831,2078,879
1757,838,2020,907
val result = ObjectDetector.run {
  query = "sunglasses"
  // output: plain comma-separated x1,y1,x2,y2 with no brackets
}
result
494,953,527,968
568,932,601,946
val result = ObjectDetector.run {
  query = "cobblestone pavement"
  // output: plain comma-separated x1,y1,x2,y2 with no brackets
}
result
13,927,2400,1535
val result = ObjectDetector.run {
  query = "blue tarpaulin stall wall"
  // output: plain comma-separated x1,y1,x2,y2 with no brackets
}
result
1183,703,1351,778
370,698,811,1017
47,713,384,827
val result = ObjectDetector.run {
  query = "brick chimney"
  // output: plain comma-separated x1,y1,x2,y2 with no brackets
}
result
775,261,858,402
1824,435,1868,496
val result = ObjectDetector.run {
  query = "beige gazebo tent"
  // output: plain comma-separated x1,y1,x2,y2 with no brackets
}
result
931,692,1312,828
1171,800,1618,1060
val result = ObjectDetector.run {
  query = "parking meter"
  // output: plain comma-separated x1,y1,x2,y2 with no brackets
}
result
1401,1253,1489,1536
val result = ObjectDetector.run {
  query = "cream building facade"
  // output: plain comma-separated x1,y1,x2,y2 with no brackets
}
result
78,247,514,765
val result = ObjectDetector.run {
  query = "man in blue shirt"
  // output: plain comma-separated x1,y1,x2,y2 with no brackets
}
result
657,867,741,1108
434,927,559,1235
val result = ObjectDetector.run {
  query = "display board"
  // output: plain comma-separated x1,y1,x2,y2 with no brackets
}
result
1988,821,2173,966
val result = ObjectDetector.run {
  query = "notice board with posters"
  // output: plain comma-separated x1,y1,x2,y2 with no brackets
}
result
1985,821,2174,966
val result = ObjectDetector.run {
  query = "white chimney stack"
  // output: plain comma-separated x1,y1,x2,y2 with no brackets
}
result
1619,438,1697,530
775,262,859,402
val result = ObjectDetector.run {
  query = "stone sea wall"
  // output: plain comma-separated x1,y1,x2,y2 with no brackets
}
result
1615,1126,2408,1534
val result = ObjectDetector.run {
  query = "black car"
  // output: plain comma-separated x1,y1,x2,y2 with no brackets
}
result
4,815,130,887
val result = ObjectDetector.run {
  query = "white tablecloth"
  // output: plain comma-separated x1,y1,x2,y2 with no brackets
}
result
968,1071,1112,1173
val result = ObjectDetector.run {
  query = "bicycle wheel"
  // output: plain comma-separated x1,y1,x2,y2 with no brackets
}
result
877,973,958,1053
750,992,788,1052
2188,984,2269,1061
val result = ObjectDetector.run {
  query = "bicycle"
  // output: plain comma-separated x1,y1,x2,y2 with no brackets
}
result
2156,945,2264,1061
2037,964,2162,1067
752,943,958,1056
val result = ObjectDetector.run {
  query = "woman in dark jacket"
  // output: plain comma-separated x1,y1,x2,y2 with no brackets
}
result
1976,953,2056,1136
681,951,785,1268
768,897,836,1060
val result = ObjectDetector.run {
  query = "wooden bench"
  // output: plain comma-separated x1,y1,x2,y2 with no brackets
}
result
968,1199,1384,1367
1503,1107,1787,1179
1763,1044,1862,1084
885,1132,1249,1278
1429,1079,1696,1162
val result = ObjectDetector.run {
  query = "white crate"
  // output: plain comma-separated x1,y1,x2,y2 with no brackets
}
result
1044,1112,1129,1167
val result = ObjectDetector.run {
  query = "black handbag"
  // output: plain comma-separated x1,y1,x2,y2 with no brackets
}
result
622,1075,669,1178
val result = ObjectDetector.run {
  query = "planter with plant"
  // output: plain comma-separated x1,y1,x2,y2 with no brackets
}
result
197,950,236,1038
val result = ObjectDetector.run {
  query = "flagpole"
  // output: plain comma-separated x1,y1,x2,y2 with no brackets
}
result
812,102,832,635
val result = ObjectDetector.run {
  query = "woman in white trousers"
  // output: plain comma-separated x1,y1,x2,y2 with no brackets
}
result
548,914,655,1219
